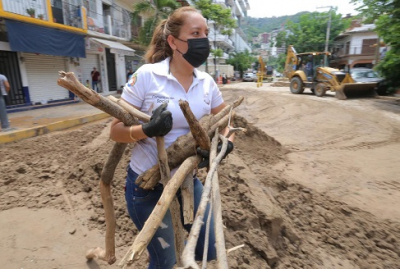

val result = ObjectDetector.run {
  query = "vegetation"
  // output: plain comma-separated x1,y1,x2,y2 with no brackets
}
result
131,0,179,45
351,0,400,93
283,9,351,53
243,13,306,41
26,8,35,17
194,0,236,74
267,54,286,73
226,50,256,77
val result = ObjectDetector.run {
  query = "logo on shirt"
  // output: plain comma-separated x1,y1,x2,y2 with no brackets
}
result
203,92,210,105
152,95,174,104
128,73,138,87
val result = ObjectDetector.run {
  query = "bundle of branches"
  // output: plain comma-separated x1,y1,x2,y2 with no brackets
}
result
58,72,245,268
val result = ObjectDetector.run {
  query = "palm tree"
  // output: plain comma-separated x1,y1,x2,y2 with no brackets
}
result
132,0,180,45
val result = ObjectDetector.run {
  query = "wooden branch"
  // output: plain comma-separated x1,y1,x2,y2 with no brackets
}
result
102,143,128,185
108,96,150,122
182,131,228,269
118,155,201,268
201,189,214,269
136,96,243,190
85,142,128,264
136,111,234,190
210,96,244,125
212,135,229,269
58,72,139,126
58,72,139,265
156,136,185,267
181,173,194,225
179,100,210,150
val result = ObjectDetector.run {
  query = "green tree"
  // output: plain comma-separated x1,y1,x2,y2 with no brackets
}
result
284,9,350,53
132,0,179,45
226,50,256,78
194,0,236,75
267,54,286,73
351,0,400,92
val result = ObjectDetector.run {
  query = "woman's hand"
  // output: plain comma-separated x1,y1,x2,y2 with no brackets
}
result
142,102,173,137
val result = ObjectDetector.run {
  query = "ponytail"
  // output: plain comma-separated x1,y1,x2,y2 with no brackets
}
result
144,20,173,63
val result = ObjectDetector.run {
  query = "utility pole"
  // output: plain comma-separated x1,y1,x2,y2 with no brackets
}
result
317,6,334,65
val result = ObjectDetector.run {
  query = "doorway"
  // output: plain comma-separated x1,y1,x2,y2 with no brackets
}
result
0,51,25,106
106,48,117,92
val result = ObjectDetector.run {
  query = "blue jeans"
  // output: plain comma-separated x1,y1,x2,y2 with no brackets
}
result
0,95,10,129
125,167,216,269
92,81,99,92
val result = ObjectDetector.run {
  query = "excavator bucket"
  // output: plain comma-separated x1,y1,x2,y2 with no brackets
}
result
336,82,378,100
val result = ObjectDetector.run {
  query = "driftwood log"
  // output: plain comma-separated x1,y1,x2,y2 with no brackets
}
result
58,72,140,264
58,71,245,268
136,97,244,190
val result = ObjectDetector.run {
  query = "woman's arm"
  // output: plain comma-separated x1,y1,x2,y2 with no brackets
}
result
211,103,235,141
109,118,147,143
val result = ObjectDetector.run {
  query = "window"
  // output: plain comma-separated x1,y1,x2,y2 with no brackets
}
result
345,41,350,55
83,0,96,17
362,39,377,55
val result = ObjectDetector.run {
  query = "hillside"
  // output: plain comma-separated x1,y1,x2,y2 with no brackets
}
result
243,12,308,41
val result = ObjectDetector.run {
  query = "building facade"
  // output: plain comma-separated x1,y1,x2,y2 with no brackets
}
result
330,21,385,69
197,0,252,77
0,0,251,109
0,0,139,109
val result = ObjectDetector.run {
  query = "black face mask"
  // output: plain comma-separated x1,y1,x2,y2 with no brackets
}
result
176,37,210,68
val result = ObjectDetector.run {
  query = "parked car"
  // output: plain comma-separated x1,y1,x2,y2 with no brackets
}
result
350,68,382,83
243,72,257,82
350,68,389,95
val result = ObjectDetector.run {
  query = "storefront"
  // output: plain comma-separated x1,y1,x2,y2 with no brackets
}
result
4,19,85,106
79,38,104,92
89,38,135,92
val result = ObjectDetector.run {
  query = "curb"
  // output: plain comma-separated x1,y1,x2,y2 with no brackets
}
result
0,112,111,144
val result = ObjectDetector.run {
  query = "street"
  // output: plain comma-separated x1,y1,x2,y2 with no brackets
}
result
0,82,399,268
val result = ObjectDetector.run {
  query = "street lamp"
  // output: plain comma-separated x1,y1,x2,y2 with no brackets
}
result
317,6,334,65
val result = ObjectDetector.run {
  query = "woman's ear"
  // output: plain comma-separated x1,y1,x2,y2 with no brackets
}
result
167,35,177,51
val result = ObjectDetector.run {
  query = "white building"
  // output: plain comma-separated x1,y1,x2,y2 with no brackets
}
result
331,21,384,69
0,0,140,108
197,0,252,77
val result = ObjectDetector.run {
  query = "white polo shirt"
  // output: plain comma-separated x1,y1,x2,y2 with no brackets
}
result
121,57,224,175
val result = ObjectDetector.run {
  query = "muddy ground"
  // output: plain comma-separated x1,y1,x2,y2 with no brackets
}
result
1,83,399,269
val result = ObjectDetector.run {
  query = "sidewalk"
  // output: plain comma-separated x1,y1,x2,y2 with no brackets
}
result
0,101,111,144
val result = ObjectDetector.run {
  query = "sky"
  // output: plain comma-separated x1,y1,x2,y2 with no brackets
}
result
247,0,362,18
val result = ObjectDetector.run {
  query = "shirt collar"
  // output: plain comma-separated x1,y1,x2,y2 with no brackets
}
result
152,57,207,80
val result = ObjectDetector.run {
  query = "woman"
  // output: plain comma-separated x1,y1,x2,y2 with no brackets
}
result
110,6,234,269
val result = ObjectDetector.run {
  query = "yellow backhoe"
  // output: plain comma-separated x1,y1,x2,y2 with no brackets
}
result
284,45,378,100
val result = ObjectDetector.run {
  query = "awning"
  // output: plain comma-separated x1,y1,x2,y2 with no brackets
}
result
91,38,135,56
5,20,85,58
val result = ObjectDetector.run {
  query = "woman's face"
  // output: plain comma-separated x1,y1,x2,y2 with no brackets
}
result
175,12,209,54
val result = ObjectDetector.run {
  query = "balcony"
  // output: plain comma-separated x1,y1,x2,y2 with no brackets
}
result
234,0,245,18
87,6,131,40
2,0,84,29
2,0,48,20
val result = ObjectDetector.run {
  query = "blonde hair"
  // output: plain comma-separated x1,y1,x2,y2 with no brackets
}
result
144,6,200,64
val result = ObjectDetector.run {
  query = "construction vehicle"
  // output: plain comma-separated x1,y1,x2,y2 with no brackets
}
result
257,56,274,87
284,45,378,100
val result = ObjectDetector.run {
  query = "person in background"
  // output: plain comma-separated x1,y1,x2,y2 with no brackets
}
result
126,68,134,82
85,79,90,89
91,67,101,93
0,73,11,132
222,73,227,84
109,6,234,269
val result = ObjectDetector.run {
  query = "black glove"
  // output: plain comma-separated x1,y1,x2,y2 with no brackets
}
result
197,141,234,169
142,102,173,137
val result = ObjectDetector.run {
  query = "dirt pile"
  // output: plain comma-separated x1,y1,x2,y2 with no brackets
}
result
270,82,290,87
1,117,400,268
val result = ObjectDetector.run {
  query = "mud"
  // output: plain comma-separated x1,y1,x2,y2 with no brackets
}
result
1,84,400,268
